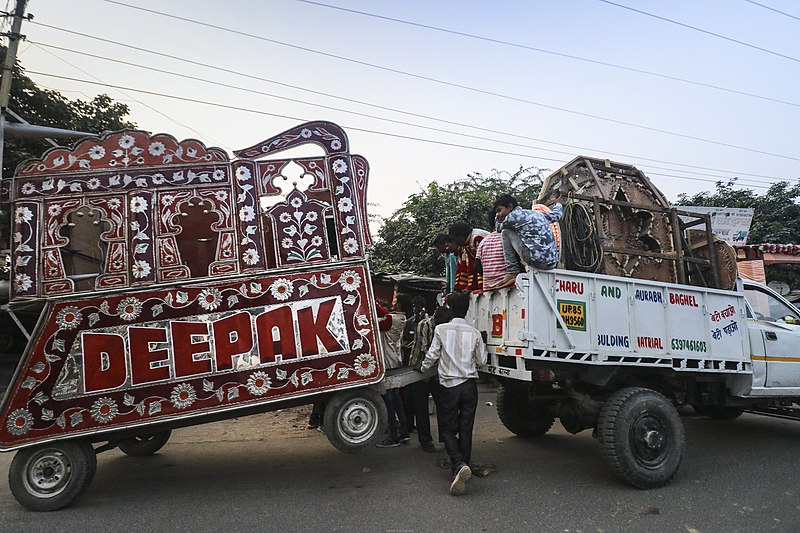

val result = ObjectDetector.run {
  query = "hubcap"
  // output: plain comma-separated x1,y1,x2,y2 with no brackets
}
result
338,399,377,444
630,412,669,467
24,449,72,498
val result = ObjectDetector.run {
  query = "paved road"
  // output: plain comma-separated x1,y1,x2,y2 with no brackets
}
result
1,384,799,532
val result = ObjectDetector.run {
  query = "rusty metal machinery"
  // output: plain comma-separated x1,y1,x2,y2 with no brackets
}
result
539,156,737,290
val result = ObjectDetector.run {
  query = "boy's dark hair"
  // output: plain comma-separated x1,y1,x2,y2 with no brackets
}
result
432,233,452,246
395,293,412,315
448,221,472,241
412,295,426,309
487,208,497,231
433,305,452,326
446,291,470,318
493,194,518,211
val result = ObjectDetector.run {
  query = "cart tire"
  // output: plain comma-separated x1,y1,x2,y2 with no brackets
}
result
323,389,387,453
597,387,685,489
9,440,97,511
118,430,172,456
496,383,555,437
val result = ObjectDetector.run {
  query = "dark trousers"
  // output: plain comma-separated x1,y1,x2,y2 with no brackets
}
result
409,379,435,445
437,379,478,473
382,388,406,428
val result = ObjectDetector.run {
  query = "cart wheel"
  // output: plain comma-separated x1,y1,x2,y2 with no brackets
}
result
496,383,555,437
597,387,685,489
323,389,387,453
9,440,97,511
118,430,172,456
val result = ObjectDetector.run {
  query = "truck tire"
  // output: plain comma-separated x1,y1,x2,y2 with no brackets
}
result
118,430,172,456
324,388,387,453
496,383,555,437
9,440,97,511
597,387,685,489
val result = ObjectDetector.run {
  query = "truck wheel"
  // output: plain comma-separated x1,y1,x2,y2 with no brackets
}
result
496,383,555,437
9,440,97,511
324,389,387,453
118,430,172,456
597,387,685,489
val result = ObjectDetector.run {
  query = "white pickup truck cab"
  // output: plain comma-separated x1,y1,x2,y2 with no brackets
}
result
468,267,800,488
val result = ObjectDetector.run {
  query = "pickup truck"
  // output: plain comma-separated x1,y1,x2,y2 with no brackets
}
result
469,267,800,488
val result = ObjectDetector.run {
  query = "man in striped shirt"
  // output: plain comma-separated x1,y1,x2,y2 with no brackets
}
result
475,209,507,290
420,291,487,495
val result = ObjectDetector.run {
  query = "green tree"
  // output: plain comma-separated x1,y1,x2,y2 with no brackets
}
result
371,166,546,276
676,179,800,285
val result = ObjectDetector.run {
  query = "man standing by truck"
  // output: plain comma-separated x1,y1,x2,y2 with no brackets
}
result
420,291,487,495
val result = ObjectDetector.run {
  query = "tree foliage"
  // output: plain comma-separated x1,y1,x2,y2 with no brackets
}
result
2,45,137,177
371,166,546,277
676,179,800,286
675,180,800,245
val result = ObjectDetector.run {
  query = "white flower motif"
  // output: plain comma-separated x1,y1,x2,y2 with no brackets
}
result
132,260,152,279
14,273,32,292
7,408,33,435
152,173,165,185
86,177,101,190
47,204,62,217
337,197,353,213
342,238,359,255
290,197,303,208
214,190,228,202
243,248,260,265
170,383,196,409
306,211,318,222
90,397,119,424
198,288,222,311
117,297,143,321
330,139,342,150
279,213,292,223
300,128,313,138
311,236,323,246
213,169,226,180
353,354,376,377
118,134,136,149
235,166,251,181
339,270,362,292
161,195,175,206
239,205,256,222
246,371,271,396
332,158,348,174
56,306,82,330
270,278,293,301
88,145,106,160
281,238,293,249
130,196,148,213
148,141,166,156
14,206,33,224
107,198,121,210
21,182,36,195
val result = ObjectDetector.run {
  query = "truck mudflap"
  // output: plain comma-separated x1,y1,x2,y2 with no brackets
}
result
0,262,383,451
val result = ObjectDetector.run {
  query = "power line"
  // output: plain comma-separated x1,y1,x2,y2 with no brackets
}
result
597,0,800,64
27,27,793,183
294,0,800,110
28,69,780,190
93,0,800,163
744,0,800,23
27,40,791,188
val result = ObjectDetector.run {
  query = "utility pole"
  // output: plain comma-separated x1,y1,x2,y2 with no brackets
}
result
0,0,29,177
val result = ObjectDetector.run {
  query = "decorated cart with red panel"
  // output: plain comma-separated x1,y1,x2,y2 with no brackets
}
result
0,121,395,510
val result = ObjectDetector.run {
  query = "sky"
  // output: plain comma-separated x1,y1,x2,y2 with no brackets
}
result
7,0,800,227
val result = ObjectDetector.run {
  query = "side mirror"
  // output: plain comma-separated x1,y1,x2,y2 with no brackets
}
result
781,315,800,326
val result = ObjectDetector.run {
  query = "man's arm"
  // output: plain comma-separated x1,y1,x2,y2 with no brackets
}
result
473,330,488,367
419,327,442,372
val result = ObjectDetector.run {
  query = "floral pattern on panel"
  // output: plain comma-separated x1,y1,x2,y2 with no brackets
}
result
270,189,328,264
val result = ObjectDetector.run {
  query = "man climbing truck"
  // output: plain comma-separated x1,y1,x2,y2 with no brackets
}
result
470,157,800,489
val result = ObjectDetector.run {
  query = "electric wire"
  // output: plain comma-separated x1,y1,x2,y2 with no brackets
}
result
597,0,800,64
295,0,800,109
744,0,800,23
92,1,800,163
27,27,794,183
27,70,780,192
28,41,787,189
562,198,603,273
